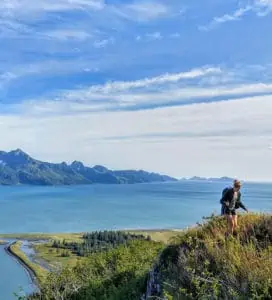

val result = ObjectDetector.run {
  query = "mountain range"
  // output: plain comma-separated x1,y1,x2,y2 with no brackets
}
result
0,149,177,185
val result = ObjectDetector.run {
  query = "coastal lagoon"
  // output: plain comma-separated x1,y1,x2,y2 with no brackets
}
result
0,181,271,298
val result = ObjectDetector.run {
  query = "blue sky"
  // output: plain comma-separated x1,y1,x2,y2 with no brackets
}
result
1,0,272,181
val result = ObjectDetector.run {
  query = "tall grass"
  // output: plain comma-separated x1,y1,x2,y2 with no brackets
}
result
160,213,272,300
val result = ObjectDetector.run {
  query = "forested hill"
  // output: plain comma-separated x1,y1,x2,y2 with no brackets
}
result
0,149,177,185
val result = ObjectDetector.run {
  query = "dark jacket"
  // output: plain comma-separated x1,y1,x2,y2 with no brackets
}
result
220,188,247,214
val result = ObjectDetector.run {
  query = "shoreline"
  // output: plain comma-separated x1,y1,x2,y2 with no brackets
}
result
4,242,39,289
0,228,183,237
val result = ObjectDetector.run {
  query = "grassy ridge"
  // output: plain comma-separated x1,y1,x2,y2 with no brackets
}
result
159,213,272,299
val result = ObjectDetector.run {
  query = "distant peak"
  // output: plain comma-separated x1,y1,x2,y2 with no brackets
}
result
9,149,29,157
71,160,85,169
93,165,108,173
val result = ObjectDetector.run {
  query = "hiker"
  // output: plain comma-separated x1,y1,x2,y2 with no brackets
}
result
220,180,248,235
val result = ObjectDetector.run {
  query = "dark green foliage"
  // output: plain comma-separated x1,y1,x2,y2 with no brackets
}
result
51,231,150,256
28,240,163,300
0,149,177,185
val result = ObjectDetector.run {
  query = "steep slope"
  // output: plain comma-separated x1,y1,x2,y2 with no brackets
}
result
155,213,272,300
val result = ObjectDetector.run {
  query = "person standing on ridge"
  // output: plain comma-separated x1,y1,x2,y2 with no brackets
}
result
220,179,248,235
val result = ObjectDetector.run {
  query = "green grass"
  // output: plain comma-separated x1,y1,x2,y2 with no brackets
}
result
9,241,48,282
129,230,183,244
0,233,83,242
33,242,87,270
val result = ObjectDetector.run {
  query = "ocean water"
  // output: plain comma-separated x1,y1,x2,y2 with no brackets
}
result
0,181,271,298
0,244,34,299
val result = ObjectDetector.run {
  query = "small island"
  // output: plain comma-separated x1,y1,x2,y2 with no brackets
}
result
182,176,235,182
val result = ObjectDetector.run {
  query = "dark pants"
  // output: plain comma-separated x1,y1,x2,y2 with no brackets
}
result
221,205,236,216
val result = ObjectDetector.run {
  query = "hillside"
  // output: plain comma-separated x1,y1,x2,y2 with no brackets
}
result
14,213,271,299
0,149,177,185
155,213,272,300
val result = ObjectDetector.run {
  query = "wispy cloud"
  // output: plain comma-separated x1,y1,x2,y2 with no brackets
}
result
93,37,115,48
43,29,92,41
0,1,105,39
69,67,221,93
0,0,105,18
0,60,99,90
10,65,272,116
256,0,272,16
112,1,170,22
199,0,272,31
199,5,253,31
135,32,181,41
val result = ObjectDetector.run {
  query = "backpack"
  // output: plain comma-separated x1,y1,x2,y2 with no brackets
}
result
220,187,231,215
222,187,230,198
221,187,230,203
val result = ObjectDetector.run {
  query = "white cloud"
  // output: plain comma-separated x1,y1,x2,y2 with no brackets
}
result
93,37,115,48
43,29,92,41
255,0,272,15
1,96,272,181
112,1,170,22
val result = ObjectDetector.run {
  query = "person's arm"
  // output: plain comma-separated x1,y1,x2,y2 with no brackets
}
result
237,194,248,212
239,201,248,212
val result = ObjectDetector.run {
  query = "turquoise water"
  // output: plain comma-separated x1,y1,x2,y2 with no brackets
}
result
0,181,271,298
